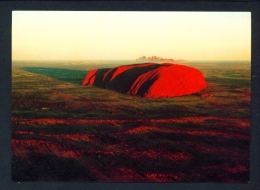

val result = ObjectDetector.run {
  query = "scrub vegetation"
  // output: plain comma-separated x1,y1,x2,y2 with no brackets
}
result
12,60,250,182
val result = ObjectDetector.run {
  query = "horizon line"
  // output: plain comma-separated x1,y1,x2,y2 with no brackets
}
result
12,59,251,62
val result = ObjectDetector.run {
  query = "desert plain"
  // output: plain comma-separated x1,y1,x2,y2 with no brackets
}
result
11,60,250,182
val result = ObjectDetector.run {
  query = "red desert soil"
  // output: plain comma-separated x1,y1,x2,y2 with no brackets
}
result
11,116,249,128
116,125,248,139
11,139,80,160
82,63,207,98
12,115,250,181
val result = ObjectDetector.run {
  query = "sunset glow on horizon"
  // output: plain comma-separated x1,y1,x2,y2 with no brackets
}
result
12,11,251,61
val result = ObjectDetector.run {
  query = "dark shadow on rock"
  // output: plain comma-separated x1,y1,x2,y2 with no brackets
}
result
92,68,111,87
135,76,158,97
101,68,117,88
107,64,161,94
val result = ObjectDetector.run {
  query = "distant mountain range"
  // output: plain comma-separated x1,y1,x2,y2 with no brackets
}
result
135,56,185,63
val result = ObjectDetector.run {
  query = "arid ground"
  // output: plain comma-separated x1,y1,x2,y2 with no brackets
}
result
11,60,251,182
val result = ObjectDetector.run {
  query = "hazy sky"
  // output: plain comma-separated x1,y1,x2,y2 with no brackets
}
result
12,11,251,61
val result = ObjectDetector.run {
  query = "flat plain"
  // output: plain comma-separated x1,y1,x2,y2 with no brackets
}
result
11,60,251,182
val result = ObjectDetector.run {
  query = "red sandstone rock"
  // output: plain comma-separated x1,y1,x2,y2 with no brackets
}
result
106,63,156,82
82,63,207,98
128,64,207,98
82,69,98,85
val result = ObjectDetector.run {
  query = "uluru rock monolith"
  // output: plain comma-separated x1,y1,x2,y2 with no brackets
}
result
82,63,207,98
